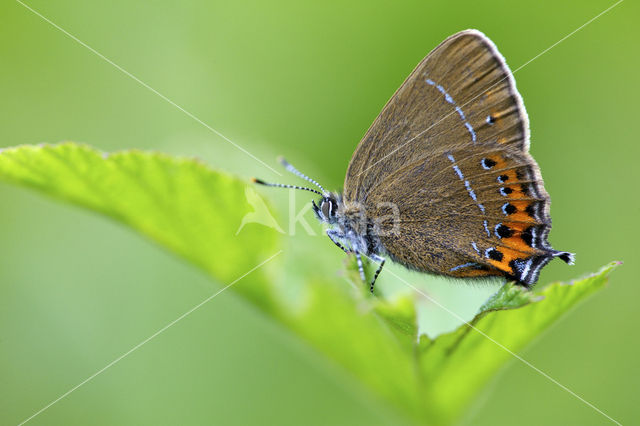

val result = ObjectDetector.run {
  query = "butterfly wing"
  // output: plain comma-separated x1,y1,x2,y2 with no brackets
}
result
344,29,529,202
370,143,572,285
346,30,572,285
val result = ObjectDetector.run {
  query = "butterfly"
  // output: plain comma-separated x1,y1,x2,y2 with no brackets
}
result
253,29,574,292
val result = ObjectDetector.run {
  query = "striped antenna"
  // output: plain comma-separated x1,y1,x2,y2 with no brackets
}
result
251,178,323,196
278,156,328,195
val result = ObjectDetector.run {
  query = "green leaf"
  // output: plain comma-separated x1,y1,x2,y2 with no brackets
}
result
416,262,620,424
0,143,619,425
0,142,281,308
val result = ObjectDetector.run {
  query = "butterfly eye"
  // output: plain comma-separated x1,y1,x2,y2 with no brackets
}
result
321,199,332,219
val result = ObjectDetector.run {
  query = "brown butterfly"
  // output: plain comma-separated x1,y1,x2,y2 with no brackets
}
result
254,29,574,292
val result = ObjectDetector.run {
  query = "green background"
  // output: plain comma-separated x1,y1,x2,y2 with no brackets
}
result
1,0,637,424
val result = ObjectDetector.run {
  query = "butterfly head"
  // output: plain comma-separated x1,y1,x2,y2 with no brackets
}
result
312,193,342,224
253,157,344,224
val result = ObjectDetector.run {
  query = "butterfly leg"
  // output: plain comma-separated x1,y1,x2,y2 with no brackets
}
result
355,252,366,282
369,254,386,293
326,229,350,254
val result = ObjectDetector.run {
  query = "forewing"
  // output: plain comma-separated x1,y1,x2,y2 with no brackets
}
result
344,29,529,202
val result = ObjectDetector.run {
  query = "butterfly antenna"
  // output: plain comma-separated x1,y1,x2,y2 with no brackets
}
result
278,156,328,195
251,178,324,196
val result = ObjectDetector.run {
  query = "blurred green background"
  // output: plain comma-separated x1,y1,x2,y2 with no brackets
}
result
1,0,637,424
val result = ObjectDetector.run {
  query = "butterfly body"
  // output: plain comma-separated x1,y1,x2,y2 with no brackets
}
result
312,194,382,252
255,29,573,291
